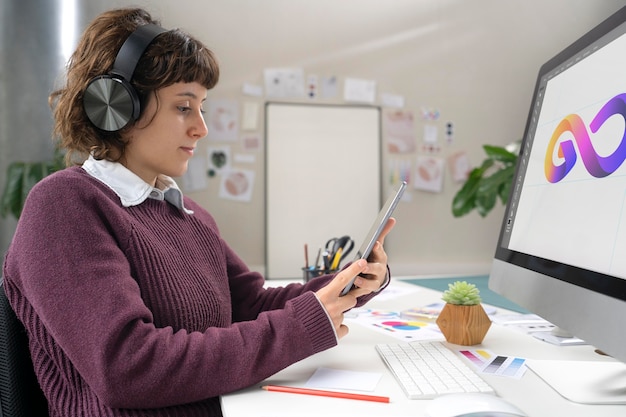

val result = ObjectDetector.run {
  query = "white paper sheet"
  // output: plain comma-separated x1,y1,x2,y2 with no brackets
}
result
305,367,382,392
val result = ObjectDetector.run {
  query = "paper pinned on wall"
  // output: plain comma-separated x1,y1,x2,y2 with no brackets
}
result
306,74,318,99
384,109,415,154
423,124,438,144
182,155,208,192
234,153,256,164
343,77,376,103
219,169,255,202
207,145,231,176
381,93,405,108
241,101,259,131
389,158,412,186
321,75,338,98
414,155,445,193
264,68,305,98
448,151,471,182
208,99,239,141
242,83,263,97
241,134,262,152
420,106,440,121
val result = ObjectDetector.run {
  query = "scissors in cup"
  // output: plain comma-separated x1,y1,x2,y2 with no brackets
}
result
325,235,354,265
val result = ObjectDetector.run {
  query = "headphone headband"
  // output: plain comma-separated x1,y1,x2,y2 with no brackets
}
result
111,24,167,81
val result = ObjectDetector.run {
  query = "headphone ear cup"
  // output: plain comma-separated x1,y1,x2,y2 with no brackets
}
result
83,75,140,132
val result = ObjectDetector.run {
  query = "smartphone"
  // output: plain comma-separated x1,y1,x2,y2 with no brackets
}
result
340,181,407,296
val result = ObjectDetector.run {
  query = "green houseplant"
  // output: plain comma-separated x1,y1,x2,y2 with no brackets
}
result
452,143,519,218
436,281,491,345
0,148,65,220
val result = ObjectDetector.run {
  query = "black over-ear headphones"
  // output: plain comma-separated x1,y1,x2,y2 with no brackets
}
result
83,24,167,132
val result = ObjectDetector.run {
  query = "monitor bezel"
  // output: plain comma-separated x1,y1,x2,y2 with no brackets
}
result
493,5,626,305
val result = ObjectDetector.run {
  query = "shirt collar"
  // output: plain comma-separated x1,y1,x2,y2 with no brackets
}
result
82,155,193,214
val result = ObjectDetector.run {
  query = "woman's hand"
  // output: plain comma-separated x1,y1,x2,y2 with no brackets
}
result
315,217,396,338
315,259,369,339
352,217,396,294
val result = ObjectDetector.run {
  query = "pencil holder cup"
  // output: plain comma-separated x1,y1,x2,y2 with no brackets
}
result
302,267,337,282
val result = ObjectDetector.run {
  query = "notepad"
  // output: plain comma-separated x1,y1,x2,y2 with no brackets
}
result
305,367,382,392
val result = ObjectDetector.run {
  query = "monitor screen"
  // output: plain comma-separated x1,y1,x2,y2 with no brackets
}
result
489,5,626,403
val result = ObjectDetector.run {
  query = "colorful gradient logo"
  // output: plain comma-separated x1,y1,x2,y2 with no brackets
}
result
545,93,626,183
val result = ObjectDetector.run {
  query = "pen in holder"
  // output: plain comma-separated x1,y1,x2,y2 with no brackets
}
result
302,267,338,282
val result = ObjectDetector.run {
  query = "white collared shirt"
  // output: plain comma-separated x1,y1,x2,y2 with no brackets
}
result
82,155,193,214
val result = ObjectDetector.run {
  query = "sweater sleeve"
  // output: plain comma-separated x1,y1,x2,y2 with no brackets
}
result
3,171,338,409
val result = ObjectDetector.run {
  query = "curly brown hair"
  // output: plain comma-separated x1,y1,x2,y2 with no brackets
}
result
50,8,220,165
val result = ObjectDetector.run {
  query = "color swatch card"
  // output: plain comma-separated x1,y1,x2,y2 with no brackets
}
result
481,355,527,379
458,349,527,379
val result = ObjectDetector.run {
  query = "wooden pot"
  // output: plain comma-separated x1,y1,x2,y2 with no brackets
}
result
436,303,491,346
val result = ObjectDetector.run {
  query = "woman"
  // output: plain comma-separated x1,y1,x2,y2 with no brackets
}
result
2,7,395,417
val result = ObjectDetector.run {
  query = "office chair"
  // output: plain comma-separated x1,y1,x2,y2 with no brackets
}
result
0,278,48,416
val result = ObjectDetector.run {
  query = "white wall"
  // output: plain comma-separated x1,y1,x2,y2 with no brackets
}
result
74,0,626,276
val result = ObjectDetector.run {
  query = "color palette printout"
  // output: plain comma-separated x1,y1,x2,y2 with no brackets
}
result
458,349,527,379
346,308,444,342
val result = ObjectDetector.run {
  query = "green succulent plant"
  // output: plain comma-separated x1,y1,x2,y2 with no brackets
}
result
441,281,482,306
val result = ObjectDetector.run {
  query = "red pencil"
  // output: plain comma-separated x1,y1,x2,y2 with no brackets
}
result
261,385,390,403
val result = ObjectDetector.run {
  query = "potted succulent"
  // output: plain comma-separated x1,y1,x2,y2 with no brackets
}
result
452,142,520,218
436,281,491,346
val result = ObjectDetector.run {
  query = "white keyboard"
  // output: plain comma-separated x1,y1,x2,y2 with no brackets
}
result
376,341,495,399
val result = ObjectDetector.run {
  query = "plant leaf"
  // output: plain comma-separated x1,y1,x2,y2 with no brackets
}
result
475,189,497,217
0,148,65,220
475,165,516,217
50,147,66,171
0,162,26,219
478,165,515,194
24,163,46,194
491,165,516,204
498,173,514,204
451,169,481,216
451,159,496,217
483,145,518,164
451,144,519,218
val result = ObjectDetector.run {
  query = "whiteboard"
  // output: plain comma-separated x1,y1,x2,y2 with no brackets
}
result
265,103,381,279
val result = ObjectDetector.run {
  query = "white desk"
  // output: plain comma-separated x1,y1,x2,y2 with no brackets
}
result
221,279,626,417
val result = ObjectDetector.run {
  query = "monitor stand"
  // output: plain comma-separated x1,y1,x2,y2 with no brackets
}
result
531,327,586,346
526,359,626,404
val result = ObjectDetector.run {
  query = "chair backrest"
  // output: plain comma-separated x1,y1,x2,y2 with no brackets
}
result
0,279,48,416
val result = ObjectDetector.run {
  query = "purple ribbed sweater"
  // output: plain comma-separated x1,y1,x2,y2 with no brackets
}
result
2,167,380,416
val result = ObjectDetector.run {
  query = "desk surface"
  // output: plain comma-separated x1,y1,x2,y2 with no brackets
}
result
221,279,626,417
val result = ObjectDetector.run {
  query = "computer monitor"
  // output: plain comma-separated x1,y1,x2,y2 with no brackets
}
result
488,5,626,404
